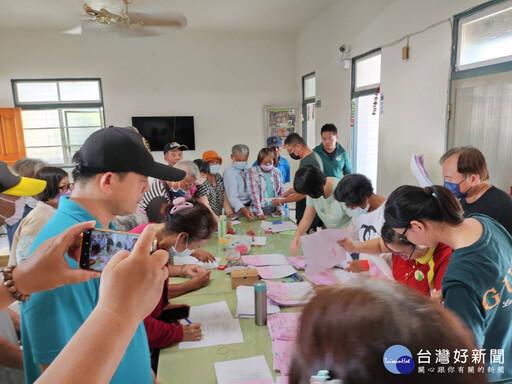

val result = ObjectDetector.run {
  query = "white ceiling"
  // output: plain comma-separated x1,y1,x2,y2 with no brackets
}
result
0,0,338,33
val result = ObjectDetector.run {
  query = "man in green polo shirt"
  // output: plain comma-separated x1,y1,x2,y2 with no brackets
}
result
313,124,352,178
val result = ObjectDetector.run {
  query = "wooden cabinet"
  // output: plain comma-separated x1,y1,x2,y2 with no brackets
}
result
0,108,26,166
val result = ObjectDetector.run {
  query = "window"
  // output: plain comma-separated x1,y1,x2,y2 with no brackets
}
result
456,0,512,71
351,50,381,189
12,79,105,164
302,72,316,148
354,52,381,92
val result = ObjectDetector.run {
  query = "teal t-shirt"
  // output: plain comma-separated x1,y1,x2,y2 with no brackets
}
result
313,142,352,178
442,214,512,383
263,171,275,203
305,178,351,229
20,197,152,384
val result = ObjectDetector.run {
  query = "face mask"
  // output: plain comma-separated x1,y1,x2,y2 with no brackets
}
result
234,161,247,170
209,164,221,175
351,203,370,216
0,196,26,226
170,233,194,257
444,178,471,199
53,189,72,204
289,153,300,160
260,164,273,172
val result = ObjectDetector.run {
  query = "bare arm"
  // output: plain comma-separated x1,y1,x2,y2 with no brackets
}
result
196,196,220,222
338,237,387,254
289,205,316,255
36,226,168,384
0,336,23,370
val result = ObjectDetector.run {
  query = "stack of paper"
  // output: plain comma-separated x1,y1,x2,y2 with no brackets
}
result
265,280,313,306
286,255,305,270
179,301,243,349
301,229,352,276
235,286,281,318
267,313,301,341
410,153,434,187
305,268,358,286
261,221,297,233
276,377,289,384
214,355,274,384
254,265,297,279
242,254,288,266
267,313,301,380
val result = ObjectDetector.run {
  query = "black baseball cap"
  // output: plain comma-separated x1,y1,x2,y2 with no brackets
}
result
0,161,46,196
163,142,188,154
74,127,186,181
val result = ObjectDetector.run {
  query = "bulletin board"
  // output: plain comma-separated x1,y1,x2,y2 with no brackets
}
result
263,106,300,142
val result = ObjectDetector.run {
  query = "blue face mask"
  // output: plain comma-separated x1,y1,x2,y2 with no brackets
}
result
444,177,470,199
234,161,247,170
351,203,370,216
170,234,194,258
209,164,221,175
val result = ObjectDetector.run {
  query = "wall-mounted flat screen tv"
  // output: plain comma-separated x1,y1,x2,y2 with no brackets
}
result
131,116,195,151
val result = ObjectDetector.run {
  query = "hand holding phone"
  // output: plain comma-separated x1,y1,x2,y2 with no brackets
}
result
80,228,142,272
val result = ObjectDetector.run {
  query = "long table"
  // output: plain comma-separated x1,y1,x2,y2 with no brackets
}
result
157,218,300,383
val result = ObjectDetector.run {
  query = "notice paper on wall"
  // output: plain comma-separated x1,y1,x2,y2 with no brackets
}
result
235,285,281,318
214,355,274,384
179,301,243,349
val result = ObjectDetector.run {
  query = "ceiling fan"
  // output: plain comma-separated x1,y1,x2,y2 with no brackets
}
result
63,0,187,37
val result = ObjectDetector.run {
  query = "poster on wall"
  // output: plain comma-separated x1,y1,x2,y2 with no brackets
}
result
264,106,300,142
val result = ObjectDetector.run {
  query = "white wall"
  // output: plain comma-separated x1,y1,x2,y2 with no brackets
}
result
0,28,298,170
296,0,485,195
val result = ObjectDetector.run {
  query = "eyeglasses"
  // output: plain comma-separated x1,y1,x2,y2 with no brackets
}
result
384,242,416,261
287,144,297,155
398,226,410,242
58,183,74,192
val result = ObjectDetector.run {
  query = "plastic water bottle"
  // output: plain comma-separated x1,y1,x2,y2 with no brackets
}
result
254,281,267,326
218,213,227,240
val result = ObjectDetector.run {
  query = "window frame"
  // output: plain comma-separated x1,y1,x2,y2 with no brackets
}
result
11,78,106,166
352,49,381,96
452,0,512,80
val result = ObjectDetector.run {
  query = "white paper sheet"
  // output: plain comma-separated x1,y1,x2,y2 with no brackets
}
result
410,154,434,188
214,355,274,384
172,255,220,270
301,228,351,276
252,236,267,246
179,301,244,349
235,286,281,318
261,221,297,233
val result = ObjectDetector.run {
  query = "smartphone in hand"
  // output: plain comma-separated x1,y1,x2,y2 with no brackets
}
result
160,305,190,323
79,228,142,272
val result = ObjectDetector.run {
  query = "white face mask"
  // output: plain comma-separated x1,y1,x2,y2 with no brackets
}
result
170,233,194,257
209,164,221,175
351,203,370,216
0,196,26,226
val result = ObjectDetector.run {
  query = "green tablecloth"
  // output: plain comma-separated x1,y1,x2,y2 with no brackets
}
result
157,218,301,383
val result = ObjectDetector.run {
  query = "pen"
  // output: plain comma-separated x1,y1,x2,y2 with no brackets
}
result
185,318,192,324
293,273,303,282
291,274,297,282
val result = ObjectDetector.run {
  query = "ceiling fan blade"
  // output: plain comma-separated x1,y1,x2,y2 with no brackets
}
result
110,26,162,38
62,25,83,35
128,12,187,28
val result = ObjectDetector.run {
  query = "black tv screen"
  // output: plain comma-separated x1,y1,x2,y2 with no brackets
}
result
131,116,195,151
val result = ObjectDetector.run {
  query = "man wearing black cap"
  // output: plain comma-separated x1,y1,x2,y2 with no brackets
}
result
20,127,185,384
163,142,188,167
